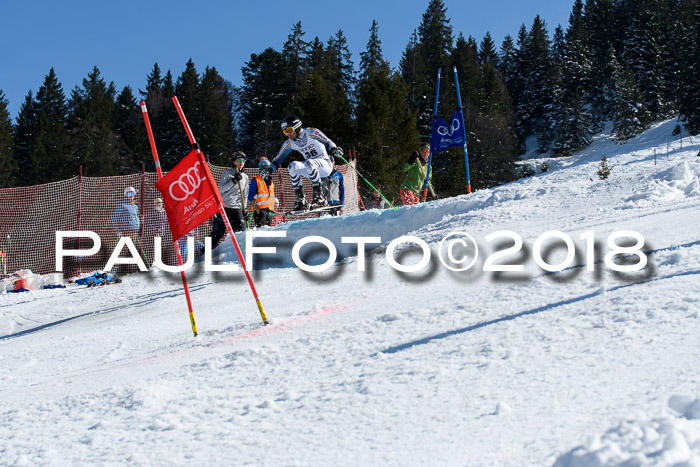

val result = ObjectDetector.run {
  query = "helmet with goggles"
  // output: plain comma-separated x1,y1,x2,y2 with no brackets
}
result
258,157,271,171
281,115,302,136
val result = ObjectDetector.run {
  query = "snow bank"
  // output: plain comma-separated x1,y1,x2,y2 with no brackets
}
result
651,161,700,199
209,193,490,270
554,397,700,466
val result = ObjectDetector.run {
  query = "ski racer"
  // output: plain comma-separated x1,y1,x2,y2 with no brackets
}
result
271,115,343,211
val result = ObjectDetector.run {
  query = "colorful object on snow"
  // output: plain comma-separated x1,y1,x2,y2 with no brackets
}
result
74,272,121,287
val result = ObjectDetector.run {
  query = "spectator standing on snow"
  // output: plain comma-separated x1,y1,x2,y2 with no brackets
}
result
364,188,389,210
322,158,344,216
247,157,278,228
218,151,249,233
111,186,141,275
144,197,174,265
400,143,435,206
144,197,167,239
112,186,141,244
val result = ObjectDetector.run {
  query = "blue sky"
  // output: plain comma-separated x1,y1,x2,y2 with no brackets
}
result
1,0,573,119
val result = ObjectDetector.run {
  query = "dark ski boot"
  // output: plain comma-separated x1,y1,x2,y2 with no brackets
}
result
293,186,309,211
311,184,327,209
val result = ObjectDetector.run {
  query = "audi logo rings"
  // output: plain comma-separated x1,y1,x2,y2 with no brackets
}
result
437,118,461,137
169,162,207,201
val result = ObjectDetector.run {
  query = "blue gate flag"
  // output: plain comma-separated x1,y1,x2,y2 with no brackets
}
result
432,110,466,153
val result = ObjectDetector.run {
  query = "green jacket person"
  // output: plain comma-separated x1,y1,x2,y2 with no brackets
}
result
400,143,435,205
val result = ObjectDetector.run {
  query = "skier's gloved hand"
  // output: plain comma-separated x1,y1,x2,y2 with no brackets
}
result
232,172,242,183
408,151,419,165
330,147,343,159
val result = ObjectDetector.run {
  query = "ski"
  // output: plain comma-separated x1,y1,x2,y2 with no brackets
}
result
273,205,344,217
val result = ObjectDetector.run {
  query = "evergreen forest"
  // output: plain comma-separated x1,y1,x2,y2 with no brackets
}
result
1,0,699,201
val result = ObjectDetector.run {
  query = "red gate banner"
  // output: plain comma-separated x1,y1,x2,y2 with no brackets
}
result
156,150,219,240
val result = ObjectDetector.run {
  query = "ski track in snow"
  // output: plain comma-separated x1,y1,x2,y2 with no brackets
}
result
1,119,700,466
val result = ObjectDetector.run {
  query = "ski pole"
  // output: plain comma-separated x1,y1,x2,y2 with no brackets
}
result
334,152,397,210
241,210,255,248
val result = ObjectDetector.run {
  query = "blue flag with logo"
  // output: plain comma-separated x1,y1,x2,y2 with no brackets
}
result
432,110,466,153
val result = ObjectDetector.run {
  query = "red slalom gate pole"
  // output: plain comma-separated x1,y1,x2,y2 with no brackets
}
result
171,96,269,325
140,101,199,337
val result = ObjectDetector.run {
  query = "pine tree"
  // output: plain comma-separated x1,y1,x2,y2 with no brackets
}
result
176,59,200,113
622,0,668,118
321,30,356,146
359,20,383,80
197,66,237,165
399,30,425,115
452,34,481,109
509,24,530,144
18,68,71,184
296,70,335,134
172,59,201,161
478,33,509,116
295,30,356,148
554,0,593,156
239,48,287,158
355,20,418,196
680,0,700,133
281,21,309,103
12,92,37,186
659,0,685,114
0,90,15,187
585,0,617,119
417,0,454,77
307,37,325,72
139,63,178,170
464,111,519,191
613,63,651,142
67,66,120,176
355,60,419,198
409,0,455,139
597,155,611,179
114,86,148,173
449,40,518,193
478,32,499,67
518,16,557,152
498,34,517,84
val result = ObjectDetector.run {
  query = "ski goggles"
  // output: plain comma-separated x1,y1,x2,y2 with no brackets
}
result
282,126,296,136
125,190,136,197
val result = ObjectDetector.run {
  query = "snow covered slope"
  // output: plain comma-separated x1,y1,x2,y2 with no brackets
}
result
1,120,699,466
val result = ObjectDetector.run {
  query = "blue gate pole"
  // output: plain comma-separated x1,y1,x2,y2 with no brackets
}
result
422,68,441,202
453,66,472,194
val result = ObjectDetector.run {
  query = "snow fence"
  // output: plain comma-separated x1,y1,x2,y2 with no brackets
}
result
0,161,361,279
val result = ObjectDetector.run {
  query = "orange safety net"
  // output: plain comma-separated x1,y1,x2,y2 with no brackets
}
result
0,161,361,279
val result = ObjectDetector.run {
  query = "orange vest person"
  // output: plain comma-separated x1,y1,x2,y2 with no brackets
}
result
247,157,279,228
